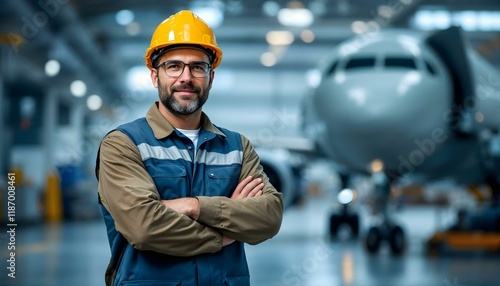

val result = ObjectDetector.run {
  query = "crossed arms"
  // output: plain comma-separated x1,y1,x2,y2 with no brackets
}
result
98,131,283,257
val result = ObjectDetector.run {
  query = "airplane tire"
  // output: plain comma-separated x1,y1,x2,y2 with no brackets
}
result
389,225,405,255
348,215,360,238
329,214,340,240
365,226,381,254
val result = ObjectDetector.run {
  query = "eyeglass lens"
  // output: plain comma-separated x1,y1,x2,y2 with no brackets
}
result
160,61,210,78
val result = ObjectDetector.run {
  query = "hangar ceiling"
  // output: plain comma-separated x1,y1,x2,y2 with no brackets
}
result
1,0,499,112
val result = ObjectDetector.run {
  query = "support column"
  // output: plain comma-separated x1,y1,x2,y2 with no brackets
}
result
0,67,5,172
43,88,59,172
71,100,86,162
0,45,8,173
42,88,64,222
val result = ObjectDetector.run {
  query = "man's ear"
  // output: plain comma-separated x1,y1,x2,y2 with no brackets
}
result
151,69,159,89
208,70,215,88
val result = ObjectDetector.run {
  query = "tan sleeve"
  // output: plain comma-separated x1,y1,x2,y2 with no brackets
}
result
196,134,284,245
98,131,222,256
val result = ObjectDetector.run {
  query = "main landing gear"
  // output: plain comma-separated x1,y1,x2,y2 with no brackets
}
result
365,220,406,255
364,171,407,255
328,172,407,255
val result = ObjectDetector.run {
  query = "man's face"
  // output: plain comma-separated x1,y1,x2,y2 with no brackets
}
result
151,48,214,116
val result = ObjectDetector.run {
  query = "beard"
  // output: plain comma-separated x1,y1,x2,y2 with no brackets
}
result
158,79,209,115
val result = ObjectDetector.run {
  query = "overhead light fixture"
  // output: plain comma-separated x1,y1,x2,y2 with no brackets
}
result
377,5,393,19
87,94,103,111
262,1,281,17
412,10,500,31
45,59,60,77
70,80,87,97
300,29,315,43
126,66,156,92
277,8,314,27
266,31,294,46
370,159,384,173
351,21,367,34
260,52,277,67
115,10,135,26
126,22,141,36
191,6,224,28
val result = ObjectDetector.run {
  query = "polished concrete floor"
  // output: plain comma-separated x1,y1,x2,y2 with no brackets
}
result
1,192,499,286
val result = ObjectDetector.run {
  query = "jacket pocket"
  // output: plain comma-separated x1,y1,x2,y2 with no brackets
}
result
121,281,180,286
148,163,189,199
206,165,240,197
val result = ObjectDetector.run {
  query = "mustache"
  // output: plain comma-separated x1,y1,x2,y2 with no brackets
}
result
171,84,201,93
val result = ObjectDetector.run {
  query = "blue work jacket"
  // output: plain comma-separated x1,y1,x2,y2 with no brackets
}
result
99,113,250,286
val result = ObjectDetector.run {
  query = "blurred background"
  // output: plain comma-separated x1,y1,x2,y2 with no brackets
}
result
1,0,500,285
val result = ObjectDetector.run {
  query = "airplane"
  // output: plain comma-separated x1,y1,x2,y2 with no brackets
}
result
254,26,500,255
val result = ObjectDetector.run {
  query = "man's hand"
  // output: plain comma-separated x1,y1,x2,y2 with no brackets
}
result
231,176,264,199
161,197,200,220
161,176,263,218
222,235,235,247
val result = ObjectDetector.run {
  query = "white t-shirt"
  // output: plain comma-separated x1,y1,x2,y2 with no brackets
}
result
176,128,201,154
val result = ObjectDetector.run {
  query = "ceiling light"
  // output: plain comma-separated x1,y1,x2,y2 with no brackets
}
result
191,6,224,28
263,1,281,17
377,5,393,19
351,21,367,34
260,52,277,67
126,22,141,36
70,80,86,97
87,94,103,111
370,159,384,173
300,29,315,43
126,66,155,91
277,8,314,27
433,10,452,29
412,10,500,31
266,31,294,46
115,10,134,26
45,59,60,77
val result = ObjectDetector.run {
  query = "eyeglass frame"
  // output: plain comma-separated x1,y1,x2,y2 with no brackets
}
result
156,60,212,78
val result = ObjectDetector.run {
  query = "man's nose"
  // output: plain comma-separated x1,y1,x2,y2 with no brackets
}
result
178,65,194,81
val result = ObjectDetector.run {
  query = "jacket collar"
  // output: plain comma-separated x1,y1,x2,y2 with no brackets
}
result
146,102,226,140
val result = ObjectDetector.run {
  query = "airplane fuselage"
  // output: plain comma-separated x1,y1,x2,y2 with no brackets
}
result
305,29,500,184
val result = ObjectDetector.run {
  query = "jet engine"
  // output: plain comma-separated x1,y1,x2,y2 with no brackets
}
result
256,148,303,208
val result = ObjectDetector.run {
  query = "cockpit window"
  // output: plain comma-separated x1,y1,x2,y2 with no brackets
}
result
424,60,436,76
326,61,338,76
384,57,416,69
344,58,376,70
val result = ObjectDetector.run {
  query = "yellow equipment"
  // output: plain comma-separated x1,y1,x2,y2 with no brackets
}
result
44,171,63,222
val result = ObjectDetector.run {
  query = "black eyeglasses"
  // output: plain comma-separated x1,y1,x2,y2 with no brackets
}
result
157,60,211,78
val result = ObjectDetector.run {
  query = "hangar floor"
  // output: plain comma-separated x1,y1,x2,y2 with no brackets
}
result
1,192,499,286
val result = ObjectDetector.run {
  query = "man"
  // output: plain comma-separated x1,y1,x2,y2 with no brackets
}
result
95,10,284,286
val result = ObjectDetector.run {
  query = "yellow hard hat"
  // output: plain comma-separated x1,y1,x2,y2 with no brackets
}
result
144,10,223,70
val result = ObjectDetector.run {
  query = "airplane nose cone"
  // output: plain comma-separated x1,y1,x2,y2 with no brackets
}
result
312,71,450,172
